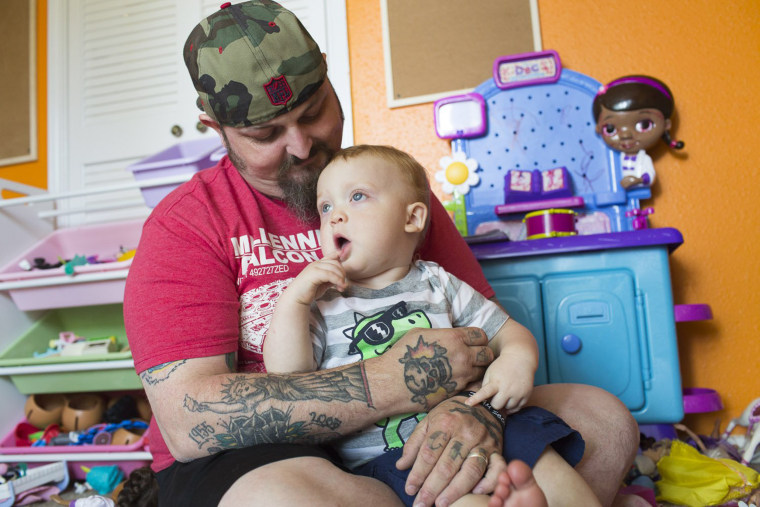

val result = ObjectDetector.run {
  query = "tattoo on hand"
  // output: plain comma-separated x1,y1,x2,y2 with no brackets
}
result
449,400,503,444
449,440,465,461
140,360,187,386
427,430,448,451
400,336,456,409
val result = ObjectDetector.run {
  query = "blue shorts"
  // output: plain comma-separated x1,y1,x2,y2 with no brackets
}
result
353,406,584,506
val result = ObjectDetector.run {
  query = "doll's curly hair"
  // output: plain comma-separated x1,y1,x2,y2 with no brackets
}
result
116,466,159,507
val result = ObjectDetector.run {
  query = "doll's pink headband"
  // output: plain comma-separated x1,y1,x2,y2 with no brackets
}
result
597,76,672,100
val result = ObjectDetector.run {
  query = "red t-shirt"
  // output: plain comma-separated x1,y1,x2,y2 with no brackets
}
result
124,156,494,472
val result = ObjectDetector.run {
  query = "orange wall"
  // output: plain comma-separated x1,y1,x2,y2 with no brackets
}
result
0,0,47,198
347,0,760,434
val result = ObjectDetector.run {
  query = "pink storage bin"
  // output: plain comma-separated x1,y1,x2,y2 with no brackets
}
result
0,219,144,310
127,137,222,208
0,420,152,481
0,419,149,455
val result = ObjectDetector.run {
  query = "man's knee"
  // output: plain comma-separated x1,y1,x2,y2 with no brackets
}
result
220,456,402,506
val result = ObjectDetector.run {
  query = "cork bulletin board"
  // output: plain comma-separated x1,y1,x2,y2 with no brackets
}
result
381,0,541,108
0,0,37,166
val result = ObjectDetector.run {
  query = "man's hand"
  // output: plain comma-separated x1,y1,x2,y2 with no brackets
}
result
375,327,494,411
396,396,506,507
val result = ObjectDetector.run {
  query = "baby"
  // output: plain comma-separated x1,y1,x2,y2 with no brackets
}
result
264,145,597,506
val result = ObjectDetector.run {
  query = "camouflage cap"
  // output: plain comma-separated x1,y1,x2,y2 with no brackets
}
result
183,1,327,127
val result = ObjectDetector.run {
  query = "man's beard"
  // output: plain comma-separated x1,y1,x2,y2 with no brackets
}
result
276,150,326,224
224,137,334,224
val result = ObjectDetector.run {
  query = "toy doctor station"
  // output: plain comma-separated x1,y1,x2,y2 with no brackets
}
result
433,50,713,425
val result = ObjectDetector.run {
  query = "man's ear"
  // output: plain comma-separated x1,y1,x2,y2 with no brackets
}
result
199,113,223,137
405,202,428,233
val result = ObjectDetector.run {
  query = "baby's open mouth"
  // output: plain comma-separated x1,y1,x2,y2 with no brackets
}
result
334,235,351,260
335,235,349,250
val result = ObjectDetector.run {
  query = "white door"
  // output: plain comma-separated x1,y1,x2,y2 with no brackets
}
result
48,0,352,226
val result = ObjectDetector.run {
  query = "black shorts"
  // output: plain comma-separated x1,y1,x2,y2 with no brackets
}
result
155,443,346,506
155,407,583,506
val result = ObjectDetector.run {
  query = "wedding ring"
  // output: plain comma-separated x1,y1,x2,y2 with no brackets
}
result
466,449,489,466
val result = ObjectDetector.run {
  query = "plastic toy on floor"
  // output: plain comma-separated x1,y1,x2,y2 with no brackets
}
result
656,439,759,507
722,397,760,466
593,75,685,190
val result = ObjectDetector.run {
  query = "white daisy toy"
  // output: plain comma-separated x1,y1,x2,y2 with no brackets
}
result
436,151,480,195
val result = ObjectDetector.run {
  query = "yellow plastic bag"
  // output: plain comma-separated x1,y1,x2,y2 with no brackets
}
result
656,440,759,507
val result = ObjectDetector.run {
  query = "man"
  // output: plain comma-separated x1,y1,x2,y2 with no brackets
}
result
124,2,638,505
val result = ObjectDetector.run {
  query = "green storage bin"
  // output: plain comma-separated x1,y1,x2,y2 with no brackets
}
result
0,304,142,393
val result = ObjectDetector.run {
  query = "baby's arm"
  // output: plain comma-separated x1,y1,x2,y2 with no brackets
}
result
263,254,347,373
465,318,538,413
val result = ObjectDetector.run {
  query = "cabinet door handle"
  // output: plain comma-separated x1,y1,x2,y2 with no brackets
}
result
561,334,582,354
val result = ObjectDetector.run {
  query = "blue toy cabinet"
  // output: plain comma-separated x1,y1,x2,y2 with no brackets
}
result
472,229,684,423
434,51,709,423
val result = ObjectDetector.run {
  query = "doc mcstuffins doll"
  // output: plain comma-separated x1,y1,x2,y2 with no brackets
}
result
593,75,684,189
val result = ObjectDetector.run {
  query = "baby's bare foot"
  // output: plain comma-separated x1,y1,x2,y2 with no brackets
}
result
488,460,547,507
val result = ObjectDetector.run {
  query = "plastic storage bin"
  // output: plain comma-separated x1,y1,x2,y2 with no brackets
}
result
0,421,151,482
0,419,149,455
0,220,143,311
127,137,222,207
0,304,142,393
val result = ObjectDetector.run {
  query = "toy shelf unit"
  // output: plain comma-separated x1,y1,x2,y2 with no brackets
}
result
435,51,711,424
0,304,141,394
0,219,144,311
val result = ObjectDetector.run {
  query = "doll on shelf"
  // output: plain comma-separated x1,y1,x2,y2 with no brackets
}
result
593,75,684,189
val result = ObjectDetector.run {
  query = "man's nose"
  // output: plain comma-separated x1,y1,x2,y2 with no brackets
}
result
285,127,313,161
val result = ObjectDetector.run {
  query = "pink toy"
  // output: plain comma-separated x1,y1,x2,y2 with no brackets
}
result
523,209,577,240
626,207,654,230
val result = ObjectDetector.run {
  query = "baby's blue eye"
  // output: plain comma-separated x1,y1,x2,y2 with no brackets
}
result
320,203,332,214
351,192,365,202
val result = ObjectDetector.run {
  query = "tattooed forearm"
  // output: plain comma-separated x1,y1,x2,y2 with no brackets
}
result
181,364,369,451
449,400,503,443
140,360,187,386
310,412,342,430
196,406,341,454
399,336,456,409
188,421,216,448
183,363,372,416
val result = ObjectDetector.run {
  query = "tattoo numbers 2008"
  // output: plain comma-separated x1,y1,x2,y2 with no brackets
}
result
310,412,341,430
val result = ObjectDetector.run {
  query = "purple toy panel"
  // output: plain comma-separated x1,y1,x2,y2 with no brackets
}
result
452,68,645,238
